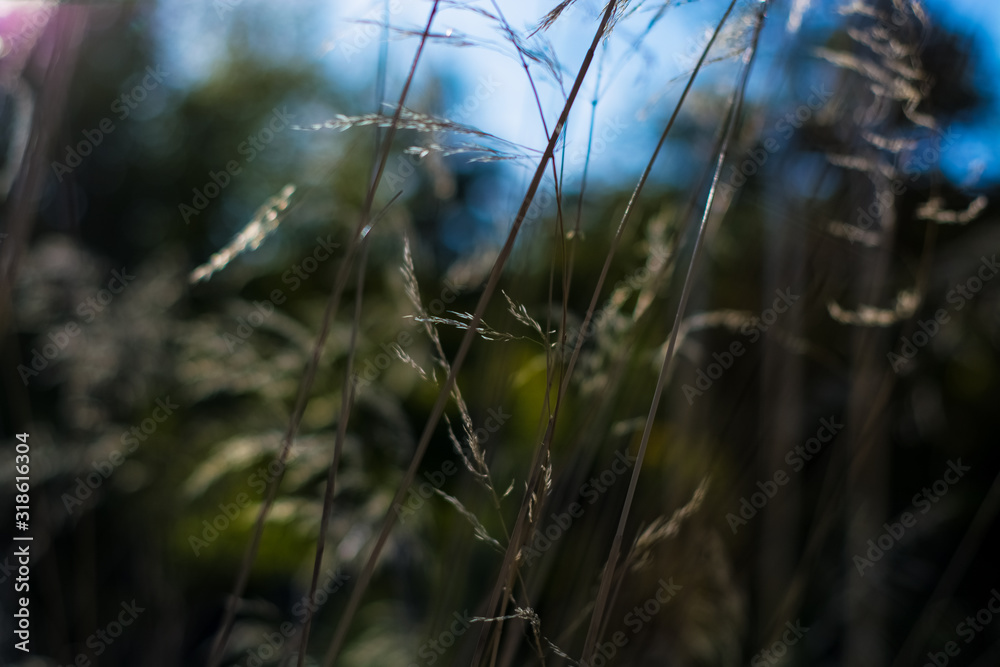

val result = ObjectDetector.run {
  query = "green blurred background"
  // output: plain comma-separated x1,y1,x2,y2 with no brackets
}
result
2,0,1000,665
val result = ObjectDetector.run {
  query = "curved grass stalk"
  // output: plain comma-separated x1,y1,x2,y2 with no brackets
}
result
203,2,441,663
578,4,767,663
322,4,623,666
473,2,749,665
295,237,369,666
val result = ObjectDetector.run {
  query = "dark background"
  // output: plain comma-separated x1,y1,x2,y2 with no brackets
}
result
2,0,1000,665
